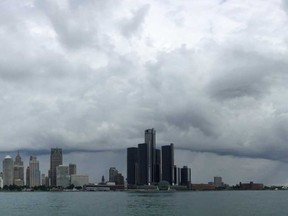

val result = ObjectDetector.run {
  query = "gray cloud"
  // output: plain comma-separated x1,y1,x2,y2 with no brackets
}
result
0,0,287,185
120,4,150,37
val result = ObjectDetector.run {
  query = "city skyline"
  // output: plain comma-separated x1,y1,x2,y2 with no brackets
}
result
0,0,288,186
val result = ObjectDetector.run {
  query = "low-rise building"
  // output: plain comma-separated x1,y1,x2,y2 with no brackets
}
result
192,184,216,191
70,175,89,187
239,182,264,190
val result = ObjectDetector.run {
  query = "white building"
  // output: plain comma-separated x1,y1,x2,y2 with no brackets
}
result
29,156,41,187
3,155,14,186
70,175,89,187
0,177,3,188
56,165,70,188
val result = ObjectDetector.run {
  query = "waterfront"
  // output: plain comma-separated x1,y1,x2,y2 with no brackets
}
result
0,191,288,216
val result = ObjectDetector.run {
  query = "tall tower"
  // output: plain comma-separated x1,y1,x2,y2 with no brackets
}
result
127,147,138,186
26,166,30,187
145,128,156,184
14,151,24,185
29,156,40,187
137,143,148,185
50,148,63,187
161,143,174,185
3,155,14,186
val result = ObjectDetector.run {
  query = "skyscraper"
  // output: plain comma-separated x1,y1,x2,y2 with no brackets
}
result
145,128,156,184
3,155,14,186
29,156,41,187
161,143,174,185
127,147,138,186
56,165,70,188
13,151,24,186
26,166,30,187
181,166,191,187
50,148,63,187
69,163,77,175
137,143,148,185
155,149,161,183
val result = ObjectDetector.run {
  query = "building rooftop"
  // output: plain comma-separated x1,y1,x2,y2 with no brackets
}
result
4,155,12,159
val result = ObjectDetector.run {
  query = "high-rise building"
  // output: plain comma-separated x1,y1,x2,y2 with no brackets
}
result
3,155,14,186
145,128,156,184
127,147,138,186
50,148,63,187
109,167,118,182
161,143,174,185
173,165,179,185
0,177,3,188
41,174,46,186
29,156,41,187
13,151,24,186
181,166,191,187
137,143,148,185
56,165,70,188
155,149,161,183
69,163,76,175
26,166,30,187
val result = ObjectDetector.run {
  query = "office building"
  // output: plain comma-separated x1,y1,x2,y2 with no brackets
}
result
29,156,41,187
239,182,264,190
70,175,89,187
109,167,118,182
173,165,179,185
50,148,63,187
0,177,3,188
162,143,174,185
114,173,124,185
145,128,156,184
26,166,30,187
155,149,161,183
3,155,14,186
137,143,148,185
181,166,191,187
69,163,77,175
13,152,24,186
214,176,223,187
41,174,46,186
56,165,69,188
127,147,138,186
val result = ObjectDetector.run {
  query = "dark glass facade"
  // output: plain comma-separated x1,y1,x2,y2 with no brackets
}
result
181,166,191,187
127,147,138,185
161,143,174,185
137,143,148,185
50,148,63,187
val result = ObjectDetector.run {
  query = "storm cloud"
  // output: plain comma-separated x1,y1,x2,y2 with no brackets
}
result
0,0,288,185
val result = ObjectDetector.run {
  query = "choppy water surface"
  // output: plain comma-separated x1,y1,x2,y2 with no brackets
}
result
0,191,287,216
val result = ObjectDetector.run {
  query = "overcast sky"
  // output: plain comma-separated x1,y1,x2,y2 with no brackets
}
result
0,0,288,185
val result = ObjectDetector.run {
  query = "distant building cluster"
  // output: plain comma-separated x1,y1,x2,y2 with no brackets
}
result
127,128,192,189
0,148,89,189
0,128,265,192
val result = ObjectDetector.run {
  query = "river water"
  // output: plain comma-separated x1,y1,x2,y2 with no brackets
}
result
0,191,287,216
